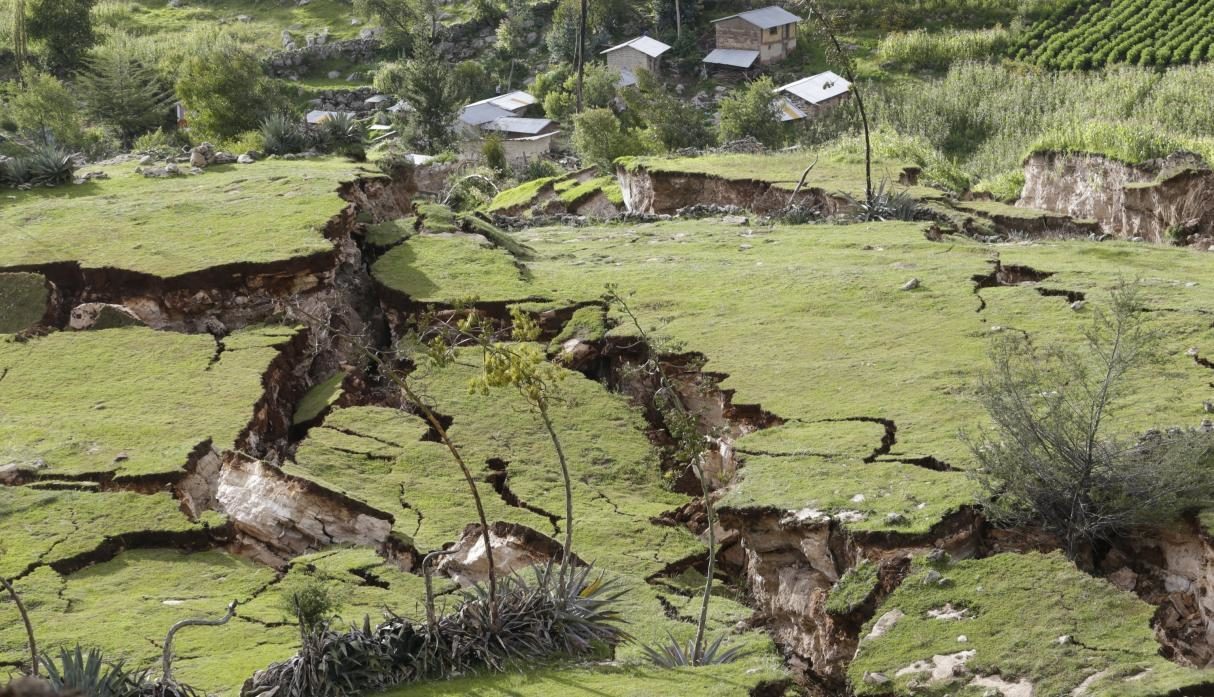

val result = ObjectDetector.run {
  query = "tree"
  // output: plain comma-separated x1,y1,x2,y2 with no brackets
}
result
354,0,439,53
541,63,617,122
392,42,459,153
452,60,495,104
801,0,873,207
716,76,784,148
25,0,95,73
175,38,280,140
11,0,28,78
625,71,713,152
967,283,1214,563
2,68,82,147
493,0,533,60
77,47,174,148
572,108,645,169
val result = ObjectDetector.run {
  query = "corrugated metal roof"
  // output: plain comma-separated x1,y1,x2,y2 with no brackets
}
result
364,94,391,104
507,131,560,142
776,97,807,122
601,35,672,58
484,117,554,135
712,6,801,28
775,71,851,105
460,102,516,126
702,48,760,68
616,68,638,87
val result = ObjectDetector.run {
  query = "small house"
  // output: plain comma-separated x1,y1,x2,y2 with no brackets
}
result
601,36,672,86
707,6,801,66
773,71,851,120
458,91,539,138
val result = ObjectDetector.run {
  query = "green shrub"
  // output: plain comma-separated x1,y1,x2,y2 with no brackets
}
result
319,112,367,159
279,576,343,637
717,77,785,148
25,144,78,186
175,35,282,140
974,169,1026,201
482,133,508,175
520,158,562,182
224,130,265,155
573,109,647,170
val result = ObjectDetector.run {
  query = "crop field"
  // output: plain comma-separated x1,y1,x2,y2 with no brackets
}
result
1013,0,1214,69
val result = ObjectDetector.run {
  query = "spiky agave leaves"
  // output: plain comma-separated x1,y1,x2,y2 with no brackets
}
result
241,563,628,697
639,632,747,668
39,646,139,697
25,145,78,187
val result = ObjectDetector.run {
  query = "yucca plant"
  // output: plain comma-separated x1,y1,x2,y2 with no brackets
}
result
319,112,365,159
639,632,746,668
0,156,32,186
24,145,77,187
39,646,138,697
259,113,308,156
242,563,626,697
849,178,920,222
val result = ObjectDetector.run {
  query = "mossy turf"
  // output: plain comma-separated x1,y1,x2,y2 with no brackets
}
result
850,552,1213,696
0,487,225,578
0,272,49,333
376,218,1214,534
0,158,365,278
0,325,298,478
619,151,940,200
488,176,561,213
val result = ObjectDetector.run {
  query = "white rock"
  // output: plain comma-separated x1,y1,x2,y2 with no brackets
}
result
901,277,920,291
864,609,904,641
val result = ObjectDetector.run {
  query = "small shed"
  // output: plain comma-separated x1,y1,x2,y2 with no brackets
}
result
774,71,852,120
710,6,802,65
601,36,672,80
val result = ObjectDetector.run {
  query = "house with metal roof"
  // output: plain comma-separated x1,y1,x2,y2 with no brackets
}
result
602,36,672,85
459,91,539,129
706,5,802,66
773,71,852,120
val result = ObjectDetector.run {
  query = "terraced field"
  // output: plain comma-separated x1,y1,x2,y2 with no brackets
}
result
5,156,1214,696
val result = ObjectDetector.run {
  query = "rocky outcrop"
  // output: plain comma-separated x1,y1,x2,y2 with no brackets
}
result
616,165,856,216
1019,151,1214,243
718,507,983,685
266,38,380,78
435,521,579,586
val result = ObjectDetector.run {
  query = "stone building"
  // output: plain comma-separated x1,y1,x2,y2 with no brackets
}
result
774,71,852,121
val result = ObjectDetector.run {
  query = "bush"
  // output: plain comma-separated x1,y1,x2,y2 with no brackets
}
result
279,577,343,637
0,143,78,188
319,112,367,159
520,158,562,182
223,130,265,155
175,36,282,140
967,283,1214,562
572,109,647,169
1,68,84,148
973,169,1025,202
717,77,785,149
482,134,508,175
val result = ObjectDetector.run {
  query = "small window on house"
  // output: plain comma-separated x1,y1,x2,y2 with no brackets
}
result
769,27,778,35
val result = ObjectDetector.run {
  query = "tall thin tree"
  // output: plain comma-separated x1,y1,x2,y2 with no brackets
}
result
12,0,28,80
801,0,872,208
575,0,588,112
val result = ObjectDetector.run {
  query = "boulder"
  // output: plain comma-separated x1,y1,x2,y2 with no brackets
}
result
238,153,256,165
189,142,215,168
327,70,342,79
211,151,238,165
69,303,144,330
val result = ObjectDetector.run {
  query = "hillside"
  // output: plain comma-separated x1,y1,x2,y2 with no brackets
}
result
5,0,1214,696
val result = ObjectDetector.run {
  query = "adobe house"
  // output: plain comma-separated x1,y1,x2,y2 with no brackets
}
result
707,6,802,67
601,36,672,86
774,71,852,121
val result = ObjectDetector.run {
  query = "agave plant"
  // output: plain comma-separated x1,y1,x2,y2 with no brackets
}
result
39,646,140,697
850,178,920,222
0,156,32,187
242,563,627,697
639,632,746,668
319,112,365,158
260,113,309,156
23,145,77,187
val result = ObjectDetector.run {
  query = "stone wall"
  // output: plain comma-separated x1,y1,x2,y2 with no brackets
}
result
266,37,380,78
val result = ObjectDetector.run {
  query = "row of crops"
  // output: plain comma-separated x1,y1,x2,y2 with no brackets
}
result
1012,0,1214,70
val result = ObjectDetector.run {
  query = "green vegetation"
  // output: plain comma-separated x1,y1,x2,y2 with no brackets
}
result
0,158,361,277
548,305,607,350
825,561,879,615
0,325,297,478
876,26,1012,70
365,217,416,247
488,176,560,213
292,371,345,425
851,552,1212,695
1014,0,1214,70
0,272,48,333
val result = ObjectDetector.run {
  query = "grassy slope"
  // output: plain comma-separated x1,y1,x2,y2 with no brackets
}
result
620,151,942,201
0,325,297,478
376,218,1214,535
0,159,364,278
851,552,1210,696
